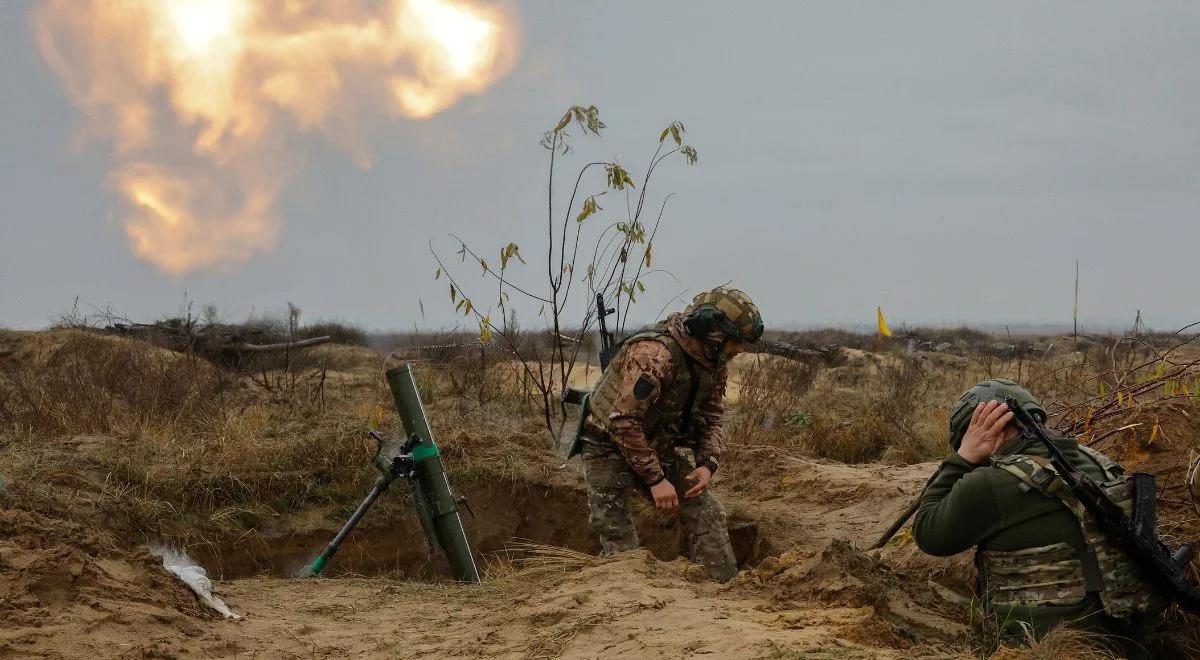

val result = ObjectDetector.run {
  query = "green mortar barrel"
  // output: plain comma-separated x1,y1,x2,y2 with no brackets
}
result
385,363,480,583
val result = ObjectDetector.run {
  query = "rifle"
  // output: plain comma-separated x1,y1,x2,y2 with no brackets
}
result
560,294,616,410
561,294,617,457
595,292,617,371
299,363,479,582
1004,396,1200,613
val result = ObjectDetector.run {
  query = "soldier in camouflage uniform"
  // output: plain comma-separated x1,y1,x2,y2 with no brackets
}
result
580,287,764,582
914,379,1164,654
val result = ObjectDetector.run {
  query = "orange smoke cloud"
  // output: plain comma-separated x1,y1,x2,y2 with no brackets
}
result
33,0,516,274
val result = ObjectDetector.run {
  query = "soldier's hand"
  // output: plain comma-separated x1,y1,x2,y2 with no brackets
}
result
650,479,679,512
958,400,1014,465
683,466,712,499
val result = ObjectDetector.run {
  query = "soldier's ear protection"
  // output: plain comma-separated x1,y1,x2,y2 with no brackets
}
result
683,306,725,338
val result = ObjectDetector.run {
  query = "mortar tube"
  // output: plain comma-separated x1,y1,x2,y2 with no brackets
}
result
386,363,480,583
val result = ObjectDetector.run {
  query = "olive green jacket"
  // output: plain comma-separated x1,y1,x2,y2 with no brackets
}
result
912,435,1121,637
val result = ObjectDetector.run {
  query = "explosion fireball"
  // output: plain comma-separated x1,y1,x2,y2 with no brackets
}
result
33,0,517,274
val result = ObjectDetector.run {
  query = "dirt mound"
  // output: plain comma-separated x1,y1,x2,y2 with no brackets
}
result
0,509,212,657
736,539,969,650
0,328,192,370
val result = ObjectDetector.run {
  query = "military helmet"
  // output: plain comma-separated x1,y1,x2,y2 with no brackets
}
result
948,378,1047,450
685,287,764,343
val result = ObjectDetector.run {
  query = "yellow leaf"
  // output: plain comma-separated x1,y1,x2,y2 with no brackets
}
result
644,243,652,268
577,197,600,223
369,404,384,429
553,111,571,133
479,316,493,343
1149,418,1160,446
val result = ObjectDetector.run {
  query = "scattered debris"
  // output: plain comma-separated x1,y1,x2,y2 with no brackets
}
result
152,545,241,620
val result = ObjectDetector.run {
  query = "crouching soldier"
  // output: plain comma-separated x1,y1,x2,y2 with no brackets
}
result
914,379,1165,655
579,287,763,582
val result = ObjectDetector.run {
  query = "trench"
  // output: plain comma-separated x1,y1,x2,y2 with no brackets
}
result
191,480,767,581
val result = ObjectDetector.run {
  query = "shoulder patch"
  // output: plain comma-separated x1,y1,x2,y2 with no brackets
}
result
633,375,655,400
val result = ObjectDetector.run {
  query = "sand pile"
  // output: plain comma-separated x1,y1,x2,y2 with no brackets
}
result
0,509,213,657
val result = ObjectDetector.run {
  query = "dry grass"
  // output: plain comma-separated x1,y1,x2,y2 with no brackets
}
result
990,624,1122,659
506,541,606,574
0,328,565,561
733,352,949,464
0,332,231,437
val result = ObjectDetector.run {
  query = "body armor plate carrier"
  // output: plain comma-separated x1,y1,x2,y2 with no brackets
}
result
586,327,717,454
981,446,1154,619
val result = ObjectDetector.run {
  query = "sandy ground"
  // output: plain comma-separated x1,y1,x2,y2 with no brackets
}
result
0,450,971,659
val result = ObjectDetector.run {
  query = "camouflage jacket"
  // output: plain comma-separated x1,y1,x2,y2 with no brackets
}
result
592,313,727,486
913,435,1152,638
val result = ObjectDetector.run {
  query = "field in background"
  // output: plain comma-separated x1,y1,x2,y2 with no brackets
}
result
2,320,1199,658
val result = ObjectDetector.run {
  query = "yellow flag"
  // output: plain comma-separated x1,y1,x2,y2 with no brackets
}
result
877,307,892,338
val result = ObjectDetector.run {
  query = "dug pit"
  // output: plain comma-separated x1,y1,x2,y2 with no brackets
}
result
191,480,766,580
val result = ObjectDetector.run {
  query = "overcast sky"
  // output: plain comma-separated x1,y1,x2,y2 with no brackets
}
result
2,1,1199,332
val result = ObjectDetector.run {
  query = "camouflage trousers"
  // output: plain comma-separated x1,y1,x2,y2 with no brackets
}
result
580,437,738,582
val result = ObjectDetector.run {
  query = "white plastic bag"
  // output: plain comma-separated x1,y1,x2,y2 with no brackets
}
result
151,545,241,619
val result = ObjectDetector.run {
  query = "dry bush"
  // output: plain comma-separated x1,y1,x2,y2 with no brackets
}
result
410,344,537,413
729,352,948,464
727,356,818,448
799,356,946,464
869,356,950,463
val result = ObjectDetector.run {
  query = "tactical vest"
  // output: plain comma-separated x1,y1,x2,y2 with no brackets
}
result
979,446,1154,620
587,328,718,453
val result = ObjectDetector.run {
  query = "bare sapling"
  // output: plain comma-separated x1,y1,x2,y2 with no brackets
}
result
431,105,699,443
